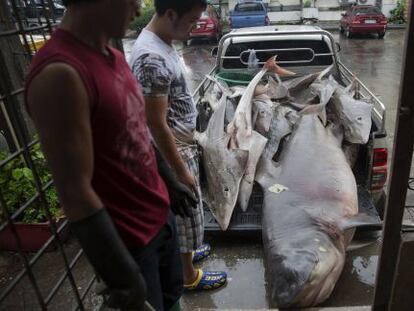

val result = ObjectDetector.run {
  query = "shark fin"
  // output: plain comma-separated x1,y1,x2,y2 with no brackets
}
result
339,213,382,231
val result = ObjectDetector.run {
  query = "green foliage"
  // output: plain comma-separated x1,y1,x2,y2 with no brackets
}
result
0,144,61,224
388,0,406,24
303,0,312,8
129,1,155,32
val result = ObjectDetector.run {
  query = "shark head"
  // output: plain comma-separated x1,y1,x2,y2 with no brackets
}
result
267,223,347,308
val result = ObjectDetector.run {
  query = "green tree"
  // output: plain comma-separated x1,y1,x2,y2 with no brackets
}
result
388,0,406,24
0,144,61,224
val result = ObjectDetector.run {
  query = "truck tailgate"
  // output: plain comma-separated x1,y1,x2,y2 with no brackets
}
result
230,13,267,28
204,185,380,232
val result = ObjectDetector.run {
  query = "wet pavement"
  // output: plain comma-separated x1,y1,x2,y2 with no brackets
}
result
0,29,410,310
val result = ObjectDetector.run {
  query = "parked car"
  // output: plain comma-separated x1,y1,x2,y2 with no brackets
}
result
188,5,222,44
340,5,388,39
229,1,270,29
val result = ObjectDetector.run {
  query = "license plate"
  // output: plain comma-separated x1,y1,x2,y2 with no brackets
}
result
365,19,377,24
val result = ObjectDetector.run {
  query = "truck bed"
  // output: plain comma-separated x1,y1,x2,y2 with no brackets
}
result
204,185,380,232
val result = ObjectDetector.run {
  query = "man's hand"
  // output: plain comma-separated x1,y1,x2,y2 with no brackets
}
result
168,180,198,218
153,145,199,217
176,170,199,198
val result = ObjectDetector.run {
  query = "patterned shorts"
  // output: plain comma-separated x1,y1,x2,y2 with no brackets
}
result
175,155,204,253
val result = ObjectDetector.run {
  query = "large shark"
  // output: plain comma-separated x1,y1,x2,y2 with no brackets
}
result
195,93,249,230
256,112,380,308
227,57,295,212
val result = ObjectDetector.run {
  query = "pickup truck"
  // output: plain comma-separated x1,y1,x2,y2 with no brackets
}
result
229,1,270,29
192,25,388,232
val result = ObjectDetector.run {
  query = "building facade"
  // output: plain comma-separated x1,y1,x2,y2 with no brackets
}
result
223,0,399,22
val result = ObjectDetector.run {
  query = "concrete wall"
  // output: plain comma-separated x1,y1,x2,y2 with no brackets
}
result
382,3,397,17
316,0,340,8
270,0,300,6
268,10,302,21
318,10,344,20
226,0,399,21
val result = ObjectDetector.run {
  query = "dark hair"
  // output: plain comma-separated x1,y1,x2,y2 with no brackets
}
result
154,0,207,16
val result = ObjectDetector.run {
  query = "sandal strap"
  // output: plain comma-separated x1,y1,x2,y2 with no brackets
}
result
184,269,203,289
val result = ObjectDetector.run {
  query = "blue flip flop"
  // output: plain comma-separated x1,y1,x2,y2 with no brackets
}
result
192,243,211,263
184,269,227,291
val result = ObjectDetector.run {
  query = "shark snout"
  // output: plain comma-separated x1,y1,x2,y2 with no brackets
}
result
270,239,345,308
270,250,317,308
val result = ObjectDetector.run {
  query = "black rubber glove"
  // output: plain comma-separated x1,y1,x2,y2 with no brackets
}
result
167,179,198,218
153,145,199,218
70,209,147,310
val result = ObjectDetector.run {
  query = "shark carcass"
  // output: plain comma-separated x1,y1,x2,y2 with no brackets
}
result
195,57,379,307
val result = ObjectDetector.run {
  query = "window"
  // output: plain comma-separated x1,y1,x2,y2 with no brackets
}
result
354,6,381,15
223,39,333,69
235,3,264,12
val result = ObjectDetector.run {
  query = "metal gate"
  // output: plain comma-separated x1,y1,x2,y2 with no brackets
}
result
0,1,96,310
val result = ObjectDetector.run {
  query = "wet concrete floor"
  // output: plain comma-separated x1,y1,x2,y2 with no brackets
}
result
0,29,409,310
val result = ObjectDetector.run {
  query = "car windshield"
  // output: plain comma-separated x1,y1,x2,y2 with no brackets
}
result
354,7,381,15
236,3,263,12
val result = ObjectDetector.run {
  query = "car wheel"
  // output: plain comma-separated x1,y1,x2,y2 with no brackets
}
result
378,32,385,39
346,28,353,39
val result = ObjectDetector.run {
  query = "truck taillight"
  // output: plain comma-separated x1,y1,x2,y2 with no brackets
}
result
373,148,388,167
371,148,388,191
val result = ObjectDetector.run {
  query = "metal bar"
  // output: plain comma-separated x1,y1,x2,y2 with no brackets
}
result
45,249,84,305
191,66,216,99
0,24,52,37
0,45,85,310
10,87,24,97
0,219,69,304
0,98,21,149
338,61,386,134
0,139,39,169
373,1,414,309
8,0,33,59
234,48,333,65
0,192,46,309
40,0,54,34
216,30,340,72
74,276,97,311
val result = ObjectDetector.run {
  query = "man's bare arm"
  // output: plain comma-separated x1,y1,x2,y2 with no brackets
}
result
27,63,102,222
145,95,197,192
27,63,146,309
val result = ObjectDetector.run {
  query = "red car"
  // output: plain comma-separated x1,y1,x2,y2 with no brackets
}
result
340,5,388,39
188,5,222,45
